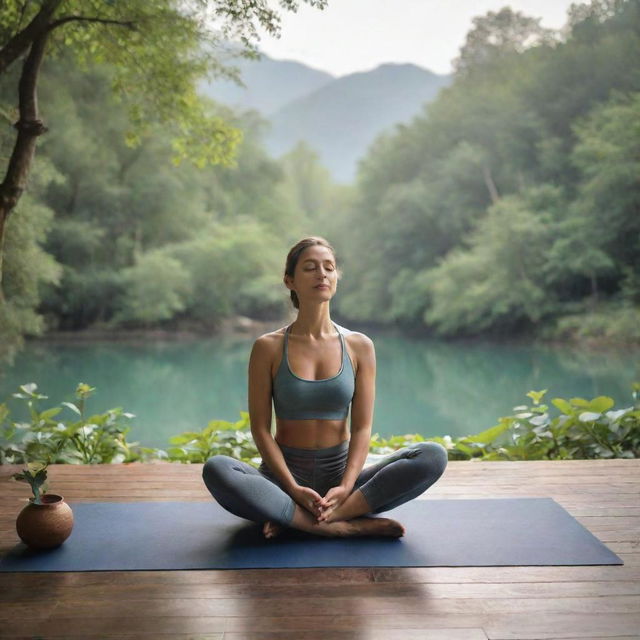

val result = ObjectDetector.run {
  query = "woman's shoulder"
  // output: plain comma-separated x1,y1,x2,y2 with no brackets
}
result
251,325,287,349
335,323,375,353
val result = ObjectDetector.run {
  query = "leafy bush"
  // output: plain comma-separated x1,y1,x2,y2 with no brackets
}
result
549,304,640,344
112,251,193,326
164,413,259,465
1,382,638,467
0,382,141,465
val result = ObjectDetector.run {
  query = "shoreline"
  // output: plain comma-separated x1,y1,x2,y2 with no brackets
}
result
27,324,640,350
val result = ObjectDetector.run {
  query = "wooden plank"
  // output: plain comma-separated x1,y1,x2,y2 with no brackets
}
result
3,579,640,603
0,459,638,640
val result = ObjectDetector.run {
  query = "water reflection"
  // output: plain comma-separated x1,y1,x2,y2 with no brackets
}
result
0,333,637,447
372,333,638,439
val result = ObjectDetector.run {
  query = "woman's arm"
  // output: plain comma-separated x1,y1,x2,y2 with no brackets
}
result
317,333,376,519
340,332,376,491
248,335,323,516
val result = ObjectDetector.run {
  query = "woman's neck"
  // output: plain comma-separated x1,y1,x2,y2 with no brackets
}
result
290,307,335,338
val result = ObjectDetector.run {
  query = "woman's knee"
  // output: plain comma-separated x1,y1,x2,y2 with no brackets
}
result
411,441,448,478
202,454,235,486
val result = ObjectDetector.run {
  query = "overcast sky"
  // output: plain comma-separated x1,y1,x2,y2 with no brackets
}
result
257,0,578,77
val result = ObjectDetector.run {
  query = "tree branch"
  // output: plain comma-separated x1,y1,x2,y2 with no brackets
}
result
48,15,136,32
0,29,51,286
0,0,62,76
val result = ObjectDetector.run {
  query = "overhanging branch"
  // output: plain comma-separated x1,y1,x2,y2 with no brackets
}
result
48,15,137,31
0,0,62,75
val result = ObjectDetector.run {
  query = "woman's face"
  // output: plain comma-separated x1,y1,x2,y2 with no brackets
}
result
286,245,339,305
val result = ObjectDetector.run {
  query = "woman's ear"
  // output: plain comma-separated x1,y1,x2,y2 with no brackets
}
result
283,274,294,291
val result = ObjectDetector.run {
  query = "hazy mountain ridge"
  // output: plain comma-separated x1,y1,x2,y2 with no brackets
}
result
266,63,451,182
202,55,451,182
201,56,335,116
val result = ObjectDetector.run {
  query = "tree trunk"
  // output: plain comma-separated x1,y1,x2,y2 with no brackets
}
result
0,33,50,289
0,0,62,76
589,270,599,312
482,165,500,205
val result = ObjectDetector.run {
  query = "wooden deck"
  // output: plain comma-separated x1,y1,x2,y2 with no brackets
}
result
1,459,639,640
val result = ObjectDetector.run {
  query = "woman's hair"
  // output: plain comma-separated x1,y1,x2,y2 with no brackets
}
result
284,236,339,309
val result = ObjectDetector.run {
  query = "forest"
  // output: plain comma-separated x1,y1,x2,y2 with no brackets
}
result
0,0,638,366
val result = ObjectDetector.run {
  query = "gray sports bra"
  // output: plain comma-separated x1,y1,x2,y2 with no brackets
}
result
272,323,356,420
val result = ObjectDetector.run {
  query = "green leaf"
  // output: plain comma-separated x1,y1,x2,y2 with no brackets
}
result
526,390,547,405
588,396,614,413
570,397,590,407
62,402,81,415
453,442,474,456
39,407,62,420
552,398,573,414
463,422,510,444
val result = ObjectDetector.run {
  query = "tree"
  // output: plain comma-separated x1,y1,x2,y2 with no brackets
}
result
0,0,326,289
424,186,561,336
453,6,557,76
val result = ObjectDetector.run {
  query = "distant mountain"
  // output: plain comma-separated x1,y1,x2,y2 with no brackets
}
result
201,55,334,116
201,56,451,183
265,63,451,183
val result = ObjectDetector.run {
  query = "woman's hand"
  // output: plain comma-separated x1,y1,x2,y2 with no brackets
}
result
290,485,323,519
316,485,350,523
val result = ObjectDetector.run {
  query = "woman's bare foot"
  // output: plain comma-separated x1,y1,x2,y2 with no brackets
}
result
344,517,406,538
290,505,405,538
263,521,283,539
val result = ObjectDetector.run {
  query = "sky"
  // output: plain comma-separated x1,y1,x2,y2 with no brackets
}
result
257,0,579,77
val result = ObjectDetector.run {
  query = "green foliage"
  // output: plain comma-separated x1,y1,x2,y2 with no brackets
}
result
2,383,638,469
0,382,141,465
11,462,49,504
1,1,329,365
547,303,640,343
425,186,560,335
10,58,302,335
453,6,557,76
112,251,193,326
570,91,640,268
166,220,286,325
337,1,640,341
481,388,640,460
370,385,640,461
2,0,327,169
164,412,259,465
0,157,64,363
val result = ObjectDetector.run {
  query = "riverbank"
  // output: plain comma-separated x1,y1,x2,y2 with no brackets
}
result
28,305,640,349
35,316,284,342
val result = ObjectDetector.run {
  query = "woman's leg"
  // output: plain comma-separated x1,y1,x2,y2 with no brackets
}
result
202,454,406,538
354,441,448,513
323,441,448,522
202,455,296,526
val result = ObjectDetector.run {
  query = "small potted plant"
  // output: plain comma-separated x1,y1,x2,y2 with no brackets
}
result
12,462,74,550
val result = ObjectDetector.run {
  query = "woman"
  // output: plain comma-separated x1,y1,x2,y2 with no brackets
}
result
202,237,448,538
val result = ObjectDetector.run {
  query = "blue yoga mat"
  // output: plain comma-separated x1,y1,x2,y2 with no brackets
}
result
0,497,622,572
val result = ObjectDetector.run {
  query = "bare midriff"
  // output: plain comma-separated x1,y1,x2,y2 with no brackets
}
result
275,418,349,450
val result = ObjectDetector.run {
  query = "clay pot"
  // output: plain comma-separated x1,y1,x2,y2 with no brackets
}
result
16,494,74,550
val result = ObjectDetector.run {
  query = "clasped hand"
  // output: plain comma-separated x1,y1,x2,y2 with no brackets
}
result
291,484,350,524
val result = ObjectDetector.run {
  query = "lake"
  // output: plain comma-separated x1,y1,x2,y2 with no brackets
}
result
1,329,638,449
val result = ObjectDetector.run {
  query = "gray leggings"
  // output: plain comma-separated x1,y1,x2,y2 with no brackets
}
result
202,440,448,526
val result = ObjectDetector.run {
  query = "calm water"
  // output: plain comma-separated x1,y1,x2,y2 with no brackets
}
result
1,331,638,449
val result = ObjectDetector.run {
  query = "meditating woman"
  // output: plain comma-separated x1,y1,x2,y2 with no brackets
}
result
202,236,448,538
